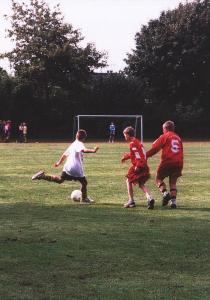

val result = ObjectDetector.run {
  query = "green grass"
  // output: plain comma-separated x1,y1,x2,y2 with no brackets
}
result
0,141,210,300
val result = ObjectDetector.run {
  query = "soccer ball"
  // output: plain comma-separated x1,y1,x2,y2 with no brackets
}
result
70,189,82,202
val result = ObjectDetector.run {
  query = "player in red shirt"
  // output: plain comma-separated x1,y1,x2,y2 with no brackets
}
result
121,126,155,209
146,120,183,209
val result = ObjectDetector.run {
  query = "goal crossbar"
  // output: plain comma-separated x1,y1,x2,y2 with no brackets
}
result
74,114,143,141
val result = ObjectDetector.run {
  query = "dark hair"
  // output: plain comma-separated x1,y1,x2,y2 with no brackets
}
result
123,126,135,137
77,129,87,141
163,120,175,131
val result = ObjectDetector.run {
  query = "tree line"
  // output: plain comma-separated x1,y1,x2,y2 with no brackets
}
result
0,0,210,139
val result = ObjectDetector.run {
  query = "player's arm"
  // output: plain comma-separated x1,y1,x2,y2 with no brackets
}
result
121,152,131,163
146,136,164,158
83,146,99,153
54,153,67,167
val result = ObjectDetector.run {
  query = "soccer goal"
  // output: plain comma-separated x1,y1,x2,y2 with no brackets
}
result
73,115,143,142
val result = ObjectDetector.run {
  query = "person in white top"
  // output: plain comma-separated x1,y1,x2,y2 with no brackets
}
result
22,122,28,143
32,129,99,203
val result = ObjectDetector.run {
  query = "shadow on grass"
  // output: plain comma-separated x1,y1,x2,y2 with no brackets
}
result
177,206,210,212
0,202,210,300
1,201,210,211
0,201,210,224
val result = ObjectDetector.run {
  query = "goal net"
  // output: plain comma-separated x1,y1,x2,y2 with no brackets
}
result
72,115,143,142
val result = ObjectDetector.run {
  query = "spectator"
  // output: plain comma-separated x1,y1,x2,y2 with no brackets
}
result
0,120,3,142
18,123,24,143
4,120,11,142
23,122,28,143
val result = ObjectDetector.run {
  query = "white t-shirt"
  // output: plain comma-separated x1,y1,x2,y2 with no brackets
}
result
63,140,86,177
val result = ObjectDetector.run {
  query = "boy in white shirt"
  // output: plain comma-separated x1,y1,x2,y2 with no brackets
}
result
32,129,99,203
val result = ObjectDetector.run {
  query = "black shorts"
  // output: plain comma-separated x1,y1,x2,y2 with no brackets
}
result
61,171,87,184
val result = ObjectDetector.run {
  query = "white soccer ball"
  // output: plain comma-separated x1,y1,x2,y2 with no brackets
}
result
70,189,82,202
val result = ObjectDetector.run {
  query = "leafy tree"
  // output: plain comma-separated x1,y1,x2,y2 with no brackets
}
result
125,0,210,135
0,68,15,119
83,72,144,114
3,0,106,87
1,0,107,137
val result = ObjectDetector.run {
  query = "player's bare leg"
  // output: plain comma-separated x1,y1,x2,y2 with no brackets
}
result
78,178,94,204
169,176,178,208
79,178,87,202
156,177,171,206
140,184,155,209
124,179,136,208
32,171,64,183
127,179,134,199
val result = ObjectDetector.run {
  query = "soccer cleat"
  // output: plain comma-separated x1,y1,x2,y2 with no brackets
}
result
123,200,136,208
148,199,155,209
162,193,171,206
32,171,45,180
170,198,176,209
81,197,95,204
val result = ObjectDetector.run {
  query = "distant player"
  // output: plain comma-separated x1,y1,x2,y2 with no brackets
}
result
32,129,99,204
121,126,155,209
146,120,183,209
109,122,116,143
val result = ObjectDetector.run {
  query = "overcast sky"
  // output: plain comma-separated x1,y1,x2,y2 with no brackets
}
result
0,0,191,72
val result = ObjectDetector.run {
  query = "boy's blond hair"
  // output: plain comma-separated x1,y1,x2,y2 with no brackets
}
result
123,126,135,137
163,120,175,131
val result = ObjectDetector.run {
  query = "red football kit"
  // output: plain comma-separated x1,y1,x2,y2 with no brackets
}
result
146,131,183,179
122,137,150,185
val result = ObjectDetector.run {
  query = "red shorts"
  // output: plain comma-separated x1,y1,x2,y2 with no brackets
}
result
157,162,183,180
126,165,150,185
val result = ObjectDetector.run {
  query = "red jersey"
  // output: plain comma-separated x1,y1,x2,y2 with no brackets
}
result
147,131,183,165
122,137,147,167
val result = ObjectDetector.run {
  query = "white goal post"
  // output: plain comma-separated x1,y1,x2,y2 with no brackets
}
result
73,114,143,142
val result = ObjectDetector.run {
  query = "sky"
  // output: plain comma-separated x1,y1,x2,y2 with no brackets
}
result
0,0,192,73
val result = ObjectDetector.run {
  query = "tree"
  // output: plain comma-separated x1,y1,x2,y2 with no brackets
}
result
1,0,107,137
124,0,210,135
87,72,144,115
3,0,107,86
0,68,15,119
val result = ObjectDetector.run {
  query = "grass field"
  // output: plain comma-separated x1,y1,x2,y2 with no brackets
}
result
0,141,210,300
